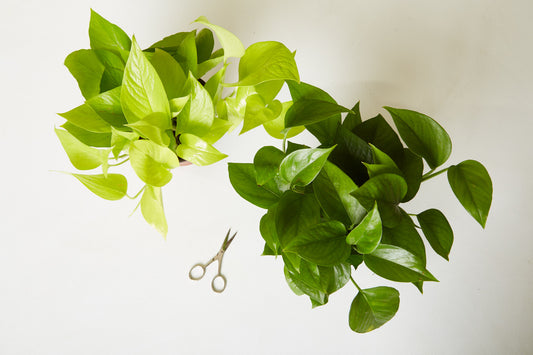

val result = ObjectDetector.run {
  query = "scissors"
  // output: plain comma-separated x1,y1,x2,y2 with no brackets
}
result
188,229,237,293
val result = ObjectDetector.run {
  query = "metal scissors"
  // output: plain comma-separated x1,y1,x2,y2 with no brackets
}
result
188,229,237,293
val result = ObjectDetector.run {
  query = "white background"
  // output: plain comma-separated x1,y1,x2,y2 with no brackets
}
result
1,0,532,354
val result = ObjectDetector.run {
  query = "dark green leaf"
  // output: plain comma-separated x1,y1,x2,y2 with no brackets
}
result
285,141,309,154
262,102,305,140
342,101,362,131
417,209,454,260
352,114,403,161
347,254,364,269
253,146,285,185
228,163,280,209
64,49,105,99
385,107,452,169
382,210,426,265
363,144,403,178
395,148,423,202
279,146,335,187
276,191,321,247
58,103,111,133
260,207,281,255
346,202,382,254
349,286,400,333
447,160,492,228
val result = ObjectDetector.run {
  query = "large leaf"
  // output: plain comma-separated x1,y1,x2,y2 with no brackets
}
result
129,140,179,187
385,107,451,169
260,207,281,255
176,72,215,136
175,134,226,166
364,245,438,283
194,16,245,60
231,41,299,86
95,49,125,92
71,173,127,200
253,146,285,185
195,28,214,63
382,210,426,265
58,103,111,133
121,37,170,123
86,86,127,127
349,286,400,333
351,174,407,228
89,10,131,53
346,202,382,254
447,160,492,228
55,128,107,170
228,163,280,209
61,122,111,148
279,146,335,188
313,161,366,227
149,49,186,100
285,221,350,266
417,209,454,260
173,31,198,77
140,185,168,238
64,49,105,99
285,99,352,128
276,191,321,247
352,114,403,161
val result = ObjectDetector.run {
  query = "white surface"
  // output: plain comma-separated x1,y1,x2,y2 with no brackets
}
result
1,0,532,354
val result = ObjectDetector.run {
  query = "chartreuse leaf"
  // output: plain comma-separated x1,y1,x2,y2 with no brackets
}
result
231,41,299,86
385,107,452,169
89,9,131,53
253,146,285,185
241,95,283,134
352,114,404,161
195,28,214,63
140,185,168,238
95,49,125,92
205,64,227,103
285,99,352,128
149,32,190,51
64,49,105,99
176,72,215,136
260,207,281,255
228,163,281,209
200,117,233,145
197,49,224,78
175,134,226,166
129,140,179,187
126,112,171,146
194,16,245,60
417,209,454,260
58,103,111,133
447,160,492,228
263,101,305,139
279,146,335,188
276,191,321,247
313,161,366,227
174,31,198,77
351,174,407,228
121,37,170,123
71,173,127,200
349,286,400,333
110,127,138,159
364,245,438,283
86,87,127,127
346,202,382,254
149,49,186,100
61,122,111,148
285,221,350,266
342,102,362,131
55,128,108,170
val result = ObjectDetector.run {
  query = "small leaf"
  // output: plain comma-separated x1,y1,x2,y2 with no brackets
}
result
140,185,168,238
349,286,400,333
447,160,492,228
285,99,352,128
64,49,105,99
279,146,336,187
197,49,224,78
417,209,454,260
346,202,382,254
262,101,305,140
55,128,107,170
149,48,187,100
121,37,170,123
253,146,285,185
204,64,227,103
241,95,283,134
176,133,226,166
89,10,131,53
195,16,245,60
228,163,280,209
385,107,452,169
129,140,179,187
364,245,438,283
176,72,215,137
58,103,111,133
286,221,350,266
126,112,171,146
231,41,299,86
195,28,215,63
276,191,321,247
342,102,362,131
382,210,426,265
71,173,127,200
313,161,366,227
363,144,403,178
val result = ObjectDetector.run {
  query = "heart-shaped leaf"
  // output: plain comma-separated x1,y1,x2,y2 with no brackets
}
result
195,16,245,60
89,10,131,53
279,146,335,188
149,48,186,100
176,134,226,166
417,209,454,260
228,163,281,209
346,202,382,254
276,191,321,247
71,173,127,200
285,99,352,128
55,128,108,170
253,146,285,185
64,49,105,100
129,140,179,187
349,286,400,333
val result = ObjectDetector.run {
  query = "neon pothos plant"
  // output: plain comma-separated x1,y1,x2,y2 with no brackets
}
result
228,81,493,333
56,11,300,237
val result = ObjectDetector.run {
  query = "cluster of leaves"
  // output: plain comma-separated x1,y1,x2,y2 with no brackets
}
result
228,81,493,333
56,11,302,237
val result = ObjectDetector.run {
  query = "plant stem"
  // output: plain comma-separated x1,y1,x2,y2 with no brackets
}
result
350,276,362,292
127,185,146,200
422,167,449,182
282,136,287,153
108,158,129,167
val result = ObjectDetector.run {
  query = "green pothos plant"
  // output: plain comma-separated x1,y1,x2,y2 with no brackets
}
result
228,80,493,333
56,11,301,237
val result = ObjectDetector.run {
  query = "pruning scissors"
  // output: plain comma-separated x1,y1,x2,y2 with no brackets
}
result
188,229,237,293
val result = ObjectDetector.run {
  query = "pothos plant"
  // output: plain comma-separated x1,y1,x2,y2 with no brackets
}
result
228,80,493,333
56,10,301,237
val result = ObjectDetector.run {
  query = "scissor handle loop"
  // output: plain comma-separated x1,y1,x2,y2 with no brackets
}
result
189,263,207,280
211,274,227,293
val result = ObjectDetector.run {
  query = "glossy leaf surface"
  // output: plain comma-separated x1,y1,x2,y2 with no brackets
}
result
346,202,382,254
228,163,280,209
417,209,454,260
285,99,352,128
382,211,426,265
71,173,127,200
253,146,285,185
260,207,281,255
349,287,400,333
352,114,403,161
276,191,321,247
279,146,335,187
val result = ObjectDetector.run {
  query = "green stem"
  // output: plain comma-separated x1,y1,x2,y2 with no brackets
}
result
127,185,146,200
422,167,449,182
350,276,362,292
282,136,287,153
108,158,129,167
